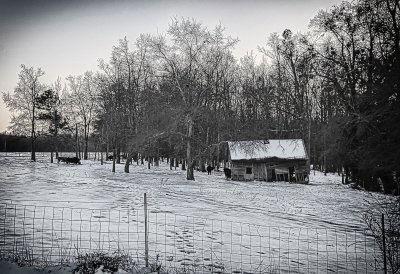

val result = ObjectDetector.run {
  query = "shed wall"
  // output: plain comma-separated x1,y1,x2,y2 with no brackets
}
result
230,159,309,183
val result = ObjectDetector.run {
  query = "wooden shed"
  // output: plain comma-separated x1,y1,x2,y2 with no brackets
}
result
227,139,309,183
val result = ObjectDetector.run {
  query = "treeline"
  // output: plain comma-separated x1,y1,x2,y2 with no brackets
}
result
2,0,399,194
0,133,83,153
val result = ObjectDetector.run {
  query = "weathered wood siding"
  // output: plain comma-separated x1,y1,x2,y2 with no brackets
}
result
231,162,267,181
230,159,309,183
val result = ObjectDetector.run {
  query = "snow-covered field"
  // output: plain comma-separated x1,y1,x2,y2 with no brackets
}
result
0,153,387,273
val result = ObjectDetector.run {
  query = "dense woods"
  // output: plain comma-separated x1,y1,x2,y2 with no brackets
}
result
2,0,399,194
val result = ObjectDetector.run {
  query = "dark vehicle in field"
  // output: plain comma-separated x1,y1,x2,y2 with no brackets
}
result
57,156,81,164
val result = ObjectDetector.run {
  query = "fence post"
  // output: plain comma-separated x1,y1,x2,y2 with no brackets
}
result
144,193,149,267
382,213,387,274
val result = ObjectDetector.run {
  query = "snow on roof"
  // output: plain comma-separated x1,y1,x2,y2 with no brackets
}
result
228,139,308,161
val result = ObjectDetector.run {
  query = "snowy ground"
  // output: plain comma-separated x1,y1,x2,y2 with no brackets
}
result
0,153,382,228
0,153,389,273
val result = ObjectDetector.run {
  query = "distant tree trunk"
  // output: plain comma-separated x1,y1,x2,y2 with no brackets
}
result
155,155,159,167
106,142,109,160
101,150,103,165
186,115,195,180
54,109,59,162
187,161,194,180
78,138,82,159
84,122,88,160
117,147,121,164
84,139,88,159
170,158,173,170
323,128,327,176
307,116,311,173
31,107,36,162
199,158,206,172
51,151,54,163
112,147,116,172
216,133,220,171
206,127,210,163
147,156,151,169
124,153,132,173
181,160,186,170
75,124,79,158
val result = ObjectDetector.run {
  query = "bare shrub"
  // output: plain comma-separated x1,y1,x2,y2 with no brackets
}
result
364,197,400,273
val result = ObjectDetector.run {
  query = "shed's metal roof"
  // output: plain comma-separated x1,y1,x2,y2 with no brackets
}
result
228,139,308,161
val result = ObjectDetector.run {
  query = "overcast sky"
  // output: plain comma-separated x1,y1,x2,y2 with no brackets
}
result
0,0,343,132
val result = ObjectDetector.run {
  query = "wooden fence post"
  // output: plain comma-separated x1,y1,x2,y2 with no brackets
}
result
382,213,387,274
144,193,149,267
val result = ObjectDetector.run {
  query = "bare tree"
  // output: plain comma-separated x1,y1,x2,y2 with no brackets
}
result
96,35,156,173
2,65,45,161
35,77,67,163
66,72,98,160
149,18,238,180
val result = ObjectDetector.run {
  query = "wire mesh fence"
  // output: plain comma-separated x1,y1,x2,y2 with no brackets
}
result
0,200,384,273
